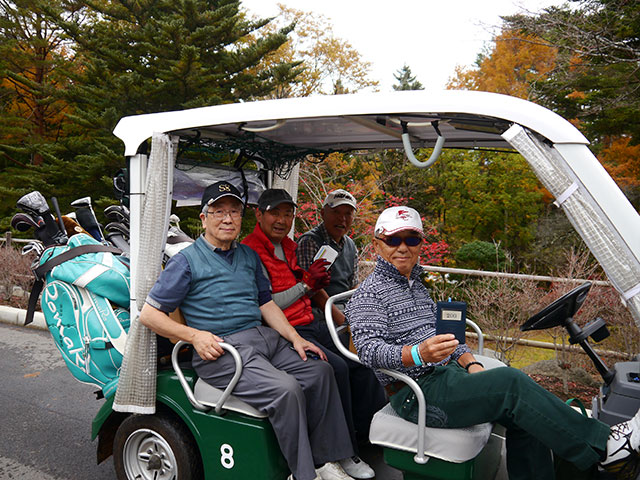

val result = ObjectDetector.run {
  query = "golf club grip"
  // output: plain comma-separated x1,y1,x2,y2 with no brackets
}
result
51,197,66,235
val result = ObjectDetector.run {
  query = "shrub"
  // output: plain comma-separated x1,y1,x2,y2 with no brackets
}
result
0,245,34,308
455,240,506,271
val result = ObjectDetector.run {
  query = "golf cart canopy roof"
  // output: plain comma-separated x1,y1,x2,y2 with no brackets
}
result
113,90,588,157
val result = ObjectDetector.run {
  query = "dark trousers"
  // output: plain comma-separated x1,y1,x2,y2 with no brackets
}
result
296,318,387,450
390,362,610,480
192,326,353,480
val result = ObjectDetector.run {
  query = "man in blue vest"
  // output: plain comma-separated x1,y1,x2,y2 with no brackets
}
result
140,181,356,480
297,190,386,448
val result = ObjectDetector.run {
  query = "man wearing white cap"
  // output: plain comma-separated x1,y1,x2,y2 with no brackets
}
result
346,205,640,479
297,189,386,451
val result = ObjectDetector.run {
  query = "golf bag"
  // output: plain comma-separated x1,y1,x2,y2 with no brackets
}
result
30,233,131,398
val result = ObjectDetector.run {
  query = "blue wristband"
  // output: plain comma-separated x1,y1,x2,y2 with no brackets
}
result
411,345,423,366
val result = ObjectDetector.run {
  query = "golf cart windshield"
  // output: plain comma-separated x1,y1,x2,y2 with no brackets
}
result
111,90,640,414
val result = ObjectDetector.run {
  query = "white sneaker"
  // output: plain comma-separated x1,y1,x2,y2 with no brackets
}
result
316,461,355,480
339,456,375,479
600,410,640,477
287,474,321,480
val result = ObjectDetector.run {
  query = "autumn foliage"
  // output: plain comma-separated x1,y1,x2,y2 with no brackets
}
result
447,30,557,100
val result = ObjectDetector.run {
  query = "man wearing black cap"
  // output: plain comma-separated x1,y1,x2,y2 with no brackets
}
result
140,181,356,480
243,189,377,479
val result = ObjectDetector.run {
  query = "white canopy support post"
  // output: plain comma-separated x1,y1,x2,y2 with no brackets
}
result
114,134,177,414
402,121,445,168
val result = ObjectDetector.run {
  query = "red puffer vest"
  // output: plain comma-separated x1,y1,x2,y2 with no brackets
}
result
242,224,314,326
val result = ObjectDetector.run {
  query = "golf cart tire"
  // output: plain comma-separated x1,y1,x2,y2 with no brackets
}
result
113,413,203,480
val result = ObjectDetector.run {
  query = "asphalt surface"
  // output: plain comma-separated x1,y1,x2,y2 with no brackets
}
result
0,320,401,480
0,322,114,479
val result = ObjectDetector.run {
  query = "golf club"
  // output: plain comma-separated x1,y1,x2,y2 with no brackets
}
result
71,196,104,242
17,191,67,246
104,204,130,226
105,222,129,241
11,213,43,232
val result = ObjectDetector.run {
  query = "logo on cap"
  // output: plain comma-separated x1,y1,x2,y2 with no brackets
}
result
396,209,411,221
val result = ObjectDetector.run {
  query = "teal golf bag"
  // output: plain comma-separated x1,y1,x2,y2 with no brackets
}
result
29,233,131,398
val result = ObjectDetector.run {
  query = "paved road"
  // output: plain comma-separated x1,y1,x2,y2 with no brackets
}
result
0,322,114,479
0,321,402,480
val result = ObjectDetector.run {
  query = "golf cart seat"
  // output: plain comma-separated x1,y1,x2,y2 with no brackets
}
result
325,291,506,480
171,340,267,418
193,379,267,418
369,403,492,462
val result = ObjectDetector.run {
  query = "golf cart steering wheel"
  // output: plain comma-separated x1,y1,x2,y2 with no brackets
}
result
521,282,592,332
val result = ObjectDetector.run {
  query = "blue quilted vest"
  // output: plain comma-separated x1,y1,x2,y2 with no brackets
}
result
179,237,262,336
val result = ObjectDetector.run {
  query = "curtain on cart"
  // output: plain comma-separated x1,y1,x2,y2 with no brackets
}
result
114,133,176,413
503,125,640,329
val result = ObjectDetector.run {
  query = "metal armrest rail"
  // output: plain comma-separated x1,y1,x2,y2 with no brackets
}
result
171,340,244,415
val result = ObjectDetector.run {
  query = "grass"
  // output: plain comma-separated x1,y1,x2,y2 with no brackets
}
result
478,331,564,369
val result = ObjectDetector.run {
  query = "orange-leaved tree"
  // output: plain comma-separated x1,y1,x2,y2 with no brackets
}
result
598,136,640,208
447,29,557,100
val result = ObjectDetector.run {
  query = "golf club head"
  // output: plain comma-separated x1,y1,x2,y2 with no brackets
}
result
11,213,44,232
105,222,130,240
70,196,92,209
169,214,180,228
104,204,130,225
105,231,130,254
167,225,194,245
17,191,51,216
21,241,44,257
61,215,88,236
75,207,103,242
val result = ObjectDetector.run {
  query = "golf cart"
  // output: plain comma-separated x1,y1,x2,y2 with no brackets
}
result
89,90,640,480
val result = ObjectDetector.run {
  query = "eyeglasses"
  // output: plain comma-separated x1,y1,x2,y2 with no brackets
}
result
376,235,422,247
207,209,242,220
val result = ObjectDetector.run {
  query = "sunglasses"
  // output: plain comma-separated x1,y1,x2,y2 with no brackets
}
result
377,235,422,247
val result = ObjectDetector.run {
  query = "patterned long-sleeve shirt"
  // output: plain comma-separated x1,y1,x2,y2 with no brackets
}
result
345,257,470,386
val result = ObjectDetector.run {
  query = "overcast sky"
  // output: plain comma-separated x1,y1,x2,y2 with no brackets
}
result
241,0,565,92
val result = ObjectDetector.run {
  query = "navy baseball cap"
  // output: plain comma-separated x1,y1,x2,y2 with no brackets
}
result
200,181,244,210
257,189,297,211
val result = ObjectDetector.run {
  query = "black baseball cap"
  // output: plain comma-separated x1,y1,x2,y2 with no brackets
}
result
257,189,297,211
200,181,244,210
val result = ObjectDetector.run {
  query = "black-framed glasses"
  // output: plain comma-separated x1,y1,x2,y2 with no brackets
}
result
207,209,243,220
377,235,422,247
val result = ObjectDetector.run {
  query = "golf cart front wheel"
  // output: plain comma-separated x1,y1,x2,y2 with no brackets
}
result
114,414,202,480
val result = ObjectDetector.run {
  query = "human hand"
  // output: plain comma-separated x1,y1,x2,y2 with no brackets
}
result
191,330,225,361
418,334,458,364
302,258,331,290
292,338,327,362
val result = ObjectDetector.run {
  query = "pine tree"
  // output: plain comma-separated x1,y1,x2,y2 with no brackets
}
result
504,0,640,141
392,64,424,91
0,0,302,229
0,0,73,168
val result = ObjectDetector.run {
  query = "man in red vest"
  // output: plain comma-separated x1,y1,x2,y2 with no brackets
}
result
243,189,376,480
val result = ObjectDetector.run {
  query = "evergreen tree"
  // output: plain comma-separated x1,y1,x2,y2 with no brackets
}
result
0,0,302,229
0,0,74,168
504,0,640,142
392,64,424,91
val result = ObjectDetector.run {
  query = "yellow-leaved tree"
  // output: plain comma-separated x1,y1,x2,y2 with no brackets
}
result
244,4,378,97
447,29,557,99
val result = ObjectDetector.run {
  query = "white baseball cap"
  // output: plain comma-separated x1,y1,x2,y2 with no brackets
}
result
374,206,424,236
323,189,357,210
